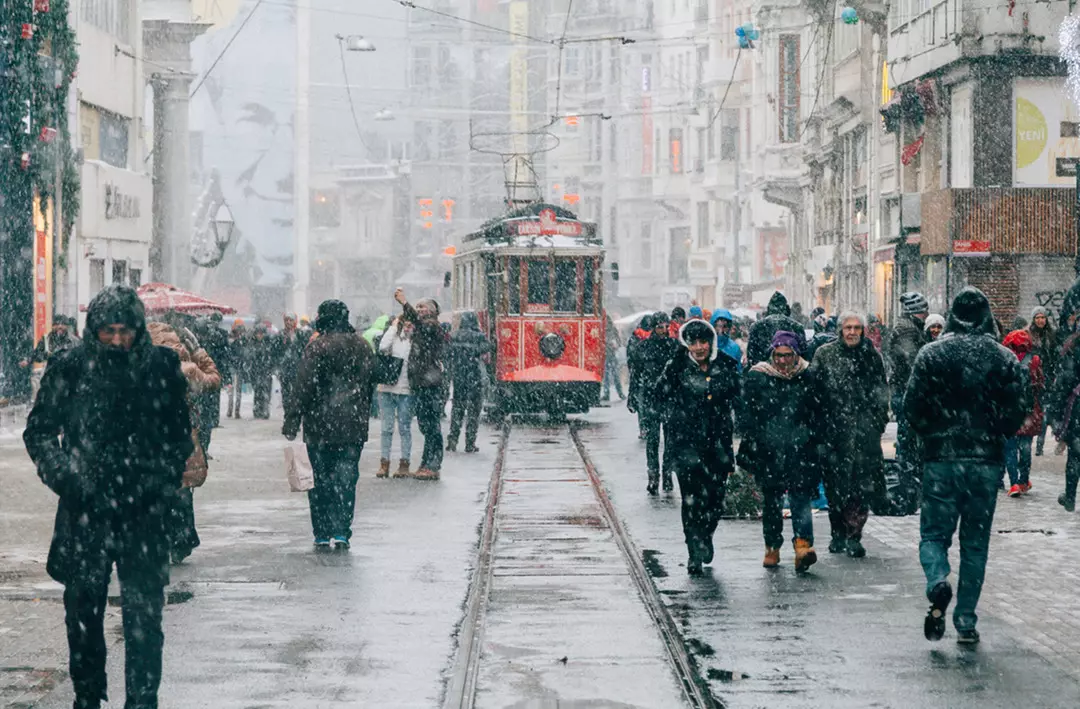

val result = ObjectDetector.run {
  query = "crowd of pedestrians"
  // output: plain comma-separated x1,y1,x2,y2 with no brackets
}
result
622,285,1080,648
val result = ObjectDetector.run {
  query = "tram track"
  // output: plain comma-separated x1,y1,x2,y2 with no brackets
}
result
443,419,718,709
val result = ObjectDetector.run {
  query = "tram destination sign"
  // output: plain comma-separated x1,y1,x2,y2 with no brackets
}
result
512,208,584,237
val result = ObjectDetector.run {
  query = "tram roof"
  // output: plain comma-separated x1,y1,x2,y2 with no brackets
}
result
462,202,600,248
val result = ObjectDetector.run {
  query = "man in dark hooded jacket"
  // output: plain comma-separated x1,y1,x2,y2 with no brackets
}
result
447,311,491,453
904,287,1029,646
747,292,807,366
630,312,681,494
23,285,193,709
283,300,375,549
809,312,890,558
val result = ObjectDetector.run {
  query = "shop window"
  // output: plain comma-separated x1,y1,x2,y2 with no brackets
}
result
554,260,578,312
111,259,127,286
129,268,141,288
89,259,105,295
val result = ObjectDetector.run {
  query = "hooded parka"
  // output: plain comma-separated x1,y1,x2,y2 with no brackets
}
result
746,292,808,366
449,311,491,394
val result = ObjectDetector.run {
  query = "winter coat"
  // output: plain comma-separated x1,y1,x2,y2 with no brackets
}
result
738,357,820,493
283,329,375,445
653,326,740,464
904,288,1030,463
245,330,277,380
23,286,193,588
746,292,808,366
198,320,232,381
363,315,391,350
804,331,837,363
1050,335,1080,444
883,314,927,402
29,330,80,365
808,337,889,505
450,312,492,394
276,328,308,383
228,331,247,379
378,324,413,396
1028,311,1058,391
1003,330,1045,437
628,334,680,418
402,301,446,390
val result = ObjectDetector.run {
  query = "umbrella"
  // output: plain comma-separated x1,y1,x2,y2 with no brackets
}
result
136,283,237,316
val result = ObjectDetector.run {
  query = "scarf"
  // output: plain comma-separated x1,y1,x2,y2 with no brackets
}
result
750,357,809,380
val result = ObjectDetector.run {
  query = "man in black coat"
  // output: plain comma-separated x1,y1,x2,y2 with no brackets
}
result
629,312,681,494
247,323,276,419
283,300,375,549
447,311,492,453
23,285,193,709
809,312,890,558
905,287,1029,645
195,314,230,451
746,292,808,366
885,291,930,504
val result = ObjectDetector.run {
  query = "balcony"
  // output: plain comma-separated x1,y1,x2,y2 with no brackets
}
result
920,187,1076,255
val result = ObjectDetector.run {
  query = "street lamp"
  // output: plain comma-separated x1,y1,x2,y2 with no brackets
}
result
210,202,235,250
337,34,376,52
374,108,395,121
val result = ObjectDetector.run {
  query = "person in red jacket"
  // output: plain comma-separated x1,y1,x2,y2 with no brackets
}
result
1003,329,1044,497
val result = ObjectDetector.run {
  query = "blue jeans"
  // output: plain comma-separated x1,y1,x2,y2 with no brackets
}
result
762,486,814,548
919,460,999,632
379,392,414,462
1004,436,1033,487
306,445,362,541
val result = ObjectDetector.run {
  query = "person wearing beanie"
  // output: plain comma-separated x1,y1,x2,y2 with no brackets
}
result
628,312,680,494
885,291,931,510
905,287,1029,645
688,305,704,321
1028,306,1057,455
739,330,820,573
653,318,740,574
808,312,889,558
746,292,808,367
924,314,946,341
284,299,375,550
394,288,447,480
23,285,194,709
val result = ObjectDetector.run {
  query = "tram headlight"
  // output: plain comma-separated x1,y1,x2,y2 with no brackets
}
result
539,332,566,360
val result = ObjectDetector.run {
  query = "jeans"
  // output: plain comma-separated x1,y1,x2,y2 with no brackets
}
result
252,374,272,419
762,486,815,549
227,373,244,416
414,386,444,472
64,565,165,709
1004,436,1033,487
919,460,999,632
379,392,414,462
448,386,482,449
602,353,624,400
306,444,362,541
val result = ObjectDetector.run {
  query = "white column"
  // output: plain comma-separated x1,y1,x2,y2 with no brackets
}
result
150,72,195,286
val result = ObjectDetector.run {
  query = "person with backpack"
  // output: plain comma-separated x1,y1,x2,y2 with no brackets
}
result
1002,330,1044,497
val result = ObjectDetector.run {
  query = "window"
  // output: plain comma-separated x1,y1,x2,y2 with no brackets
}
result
81,0,130,43
413,121,432,162
80,102,130,169
695,128,705,172
609,206,617,244
697,202,710,248
564,48,580,76
411,47,432,89
507,258,521,314
707,102,716,160
669,127,683,173
583,258,596,314
778,35,801,143
129,268,141,288
527,260,551,307
640,223,653,270
554,260,578,312
111,259,127,286
89,259,105,296
439,120,456,159
720,109,739,160
654,128,661,175
438,45,459,89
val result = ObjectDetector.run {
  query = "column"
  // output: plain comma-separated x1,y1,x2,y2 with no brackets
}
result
150,71,194,286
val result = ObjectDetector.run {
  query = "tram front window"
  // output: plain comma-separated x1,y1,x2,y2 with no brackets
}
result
508,259,521,313
554,260,578,312
528,260,551,308
583,258,596,314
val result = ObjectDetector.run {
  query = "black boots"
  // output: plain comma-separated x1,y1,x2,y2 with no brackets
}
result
647,470,659,496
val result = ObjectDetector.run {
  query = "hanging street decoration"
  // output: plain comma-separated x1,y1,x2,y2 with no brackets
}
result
735,23,760,49
841,7,859,24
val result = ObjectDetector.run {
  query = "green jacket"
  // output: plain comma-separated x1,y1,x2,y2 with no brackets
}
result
363,315,391,349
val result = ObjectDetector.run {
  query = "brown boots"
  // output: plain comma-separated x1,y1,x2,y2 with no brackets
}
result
794,538,818,573
763,547,780,568
377,459,391,478
393,460,411,478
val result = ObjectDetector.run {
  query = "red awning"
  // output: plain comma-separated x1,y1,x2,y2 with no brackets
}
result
136,282,237,316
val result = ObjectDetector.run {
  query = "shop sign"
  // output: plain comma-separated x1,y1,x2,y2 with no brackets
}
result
953,239,991,256
104,183,141,219
514,208,583,236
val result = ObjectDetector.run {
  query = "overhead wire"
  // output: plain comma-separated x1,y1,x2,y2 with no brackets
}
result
799,0,839,141
189,0,266,100
387,0,554,44
337,37,376,154
553,0,576,119
705,48,742,130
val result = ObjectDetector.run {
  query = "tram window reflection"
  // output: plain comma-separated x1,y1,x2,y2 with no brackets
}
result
554,260,578,312
508,258,521,314
528,260,551,307
583,258,596,314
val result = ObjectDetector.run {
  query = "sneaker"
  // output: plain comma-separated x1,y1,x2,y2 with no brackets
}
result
331,536,350,551
314,538,332,551
828,536,846,554
846,539,866,559
956,628,980,646
1021,482,1032,494
464,445,480,453
924,581,952,641
1008,484,1023,498
1060,493,1076,512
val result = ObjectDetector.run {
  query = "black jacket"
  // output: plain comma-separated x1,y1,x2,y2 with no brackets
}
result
283,329,375,445
884,314,927,401
904,287,1030,463
198,320,232,381
738,360,820,493
29,331,80,365
403,301,447,390
809,338,890,503
1048,334,1080,443
747,292,808,366
654,346,740,463
23,286,193,587
628,334,680,418
449,312,492,393
245,329,277,380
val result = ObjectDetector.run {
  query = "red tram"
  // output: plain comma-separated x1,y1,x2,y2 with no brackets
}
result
452,203,606,415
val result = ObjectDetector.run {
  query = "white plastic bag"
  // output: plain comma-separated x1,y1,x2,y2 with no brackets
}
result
285,443,315,492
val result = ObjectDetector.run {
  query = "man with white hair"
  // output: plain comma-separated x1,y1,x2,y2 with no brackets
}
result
809,312,891,558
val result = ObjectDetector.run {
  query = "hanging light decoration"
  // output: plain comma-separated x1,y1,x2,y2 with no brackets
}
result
841,7,859,24
735,23,760,49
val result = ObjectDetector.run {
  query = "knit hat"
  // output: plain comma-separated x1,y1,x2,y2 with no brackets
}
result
924,313,946,332
688,305,704,319
900,292,929,316
671,306,686,320
652,311,670,326
770,330,802,354
315,299,353,333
